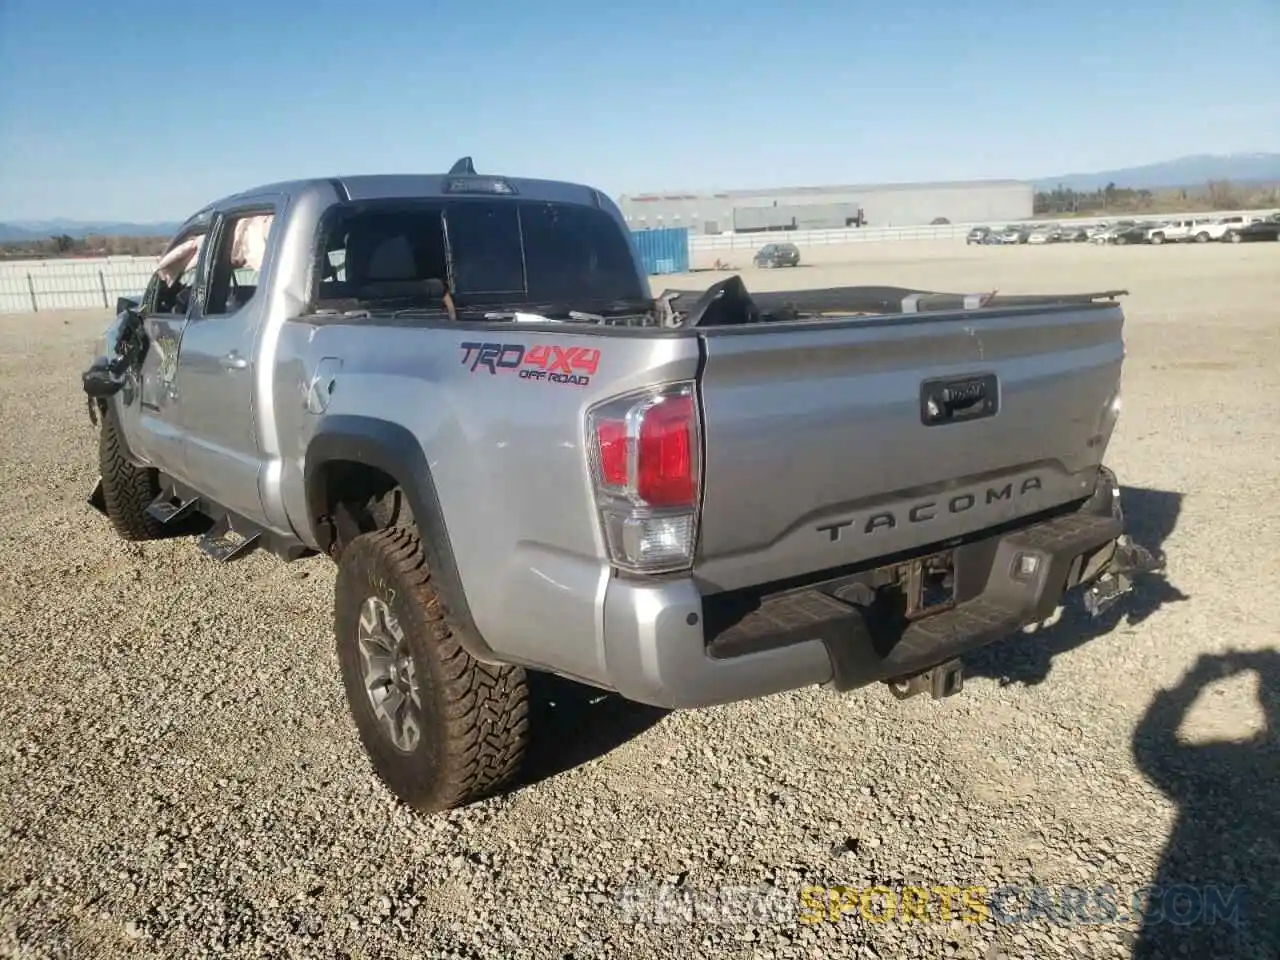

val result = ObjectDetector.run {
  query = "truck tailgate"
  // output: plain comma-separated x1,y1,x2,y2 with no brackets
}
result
693,304,1124,592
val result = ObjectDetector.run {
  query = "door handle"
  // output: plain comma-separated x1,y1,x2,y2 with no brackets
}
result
920,374,999,426
222,351,249,371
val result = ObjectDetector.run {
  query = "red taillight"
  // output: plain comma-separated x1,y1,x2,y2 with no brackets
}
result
595,418,628,487
636,394,694,506
586,381,701,574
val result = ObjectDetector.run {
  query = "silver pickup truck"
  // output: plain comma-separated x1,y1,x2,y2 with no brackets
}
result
81,158,1161,813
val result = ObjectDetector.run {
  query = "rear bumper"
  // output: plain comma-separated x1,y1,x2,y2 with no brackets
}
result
601,465,1156,709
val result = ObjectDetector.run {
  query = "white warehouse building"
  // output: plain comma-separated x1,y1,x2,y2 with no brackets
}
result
617,179,1033,235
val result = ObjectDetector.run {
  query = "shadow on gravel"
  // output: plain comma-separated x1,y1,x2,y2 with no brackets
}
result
964,486,1189,687
513,673,670,791
1130,649,1280,959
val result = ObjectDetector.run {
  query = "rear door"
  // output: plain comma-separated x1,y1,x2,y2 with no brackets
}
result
172,197,281,523
691,304,1125,592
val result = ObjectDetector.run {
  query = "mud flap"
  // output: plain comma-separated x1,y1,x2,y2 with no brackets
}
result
88,477,107,516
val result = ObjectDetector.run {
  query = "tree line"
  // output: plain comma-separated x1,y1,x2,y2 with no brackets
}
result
0,233,171,261
1035,179,1280,216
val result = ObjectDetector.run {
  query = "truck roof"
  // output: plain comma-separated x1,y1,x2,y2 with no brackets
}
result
176,159,612,235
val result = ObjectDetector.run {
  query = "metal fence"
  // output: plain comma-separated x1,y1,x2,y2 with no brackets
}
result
2,205,1276,314
690,222,974,250
687,208,1279,252
0,257,158,314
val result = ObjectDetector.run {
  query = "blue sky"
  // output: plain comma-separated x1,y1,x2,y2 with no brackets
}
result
1,0,1276,221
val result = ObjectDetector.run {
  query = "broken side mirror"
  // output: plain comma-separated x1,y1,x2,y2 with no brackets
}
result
82,356,127,399
116,295,139,316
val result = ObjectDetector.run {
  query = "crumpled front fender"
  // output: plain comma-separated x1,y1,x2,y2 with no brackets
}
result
81,306,148,410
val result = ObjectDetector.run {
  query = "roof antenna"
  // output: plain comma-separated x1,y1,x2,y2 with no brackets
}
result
448,156,476,175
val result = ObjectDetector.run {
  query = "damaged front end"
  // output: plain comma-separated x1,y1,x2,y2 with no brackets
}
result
82,300,148,412
82,300,149,515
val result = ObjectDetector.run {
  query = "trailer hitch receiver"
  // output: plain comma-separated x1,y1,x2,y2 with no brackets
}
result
886,658,964,701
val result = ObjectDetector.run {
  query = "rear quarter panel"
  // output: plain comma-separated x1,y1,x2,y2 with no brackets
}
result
277,319,701,685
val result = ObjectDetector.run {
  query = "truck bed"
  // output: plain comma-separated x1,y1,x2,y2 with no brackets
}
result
651,276,1128,327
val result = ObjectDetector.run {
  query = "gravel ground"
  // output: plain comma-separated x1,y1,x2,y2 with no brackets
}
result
2,240,1277,960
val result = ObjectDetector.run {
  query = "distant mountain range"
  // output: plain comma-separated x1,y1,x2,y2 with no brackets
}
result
1033,153,1280,192
3,153,1277,240
0,218,182,243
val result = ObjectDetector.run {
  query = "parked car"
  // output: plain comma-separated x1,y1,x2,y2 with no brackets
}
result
1027,227,1056,245
1091,221,1134,244
1055,224,1090,243
1109,224,1153,246
966,226,993,245
1148,218,1217,244
753,242,801,268
995,225,1029,244
78,158,1159,813
1230,215,1280,243
1191,215,1265,243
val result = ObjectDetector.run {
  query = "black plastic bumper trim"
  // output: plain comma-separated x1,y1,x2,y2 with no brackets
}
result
703,486,1124,692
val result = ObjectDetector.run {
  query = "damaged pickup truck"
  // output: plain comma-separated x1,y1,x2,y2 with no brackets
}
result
81,158,1162,813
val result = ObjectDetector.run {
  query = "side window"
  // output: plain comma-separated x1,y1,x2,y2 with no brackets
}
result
312,206,449,308
146,230,208,316
204,210,275,316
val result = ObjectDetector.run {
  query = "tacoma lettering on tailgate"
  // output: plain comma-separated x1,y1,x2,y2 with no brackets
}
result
817,477,1043,542
459,341,600,386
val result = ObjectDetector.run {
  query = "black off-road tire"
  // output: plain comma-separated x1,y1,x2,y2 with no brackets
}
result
335,525,530,812
98,403,165,541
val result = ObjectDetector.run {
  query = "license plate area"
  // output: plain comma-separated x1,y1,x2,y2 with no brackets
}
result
897,549,956,620
826,548,956,621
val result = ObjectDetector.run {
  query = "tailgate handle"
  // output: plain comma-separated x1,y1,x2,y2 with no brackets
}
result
921,374,998,426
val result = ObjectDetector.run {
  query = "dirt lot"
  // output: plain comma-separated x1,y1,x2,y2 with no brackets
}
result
2,240,1277,960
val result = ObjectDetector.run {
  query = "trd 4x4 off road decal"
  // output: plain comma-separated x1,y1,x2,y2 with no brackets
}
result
459,342,600,386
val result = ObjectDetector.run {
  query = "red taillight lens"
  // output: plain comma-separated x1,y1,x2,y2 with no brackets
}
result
586,381,701,574
595,418,628,487
636,394,695,506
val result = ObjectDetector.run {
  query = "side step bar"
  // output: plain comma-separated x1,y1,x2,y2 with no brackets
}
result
198,514,263,562
146,486,200,526
88,478,107,516
87,471,316,564
147,476,264,562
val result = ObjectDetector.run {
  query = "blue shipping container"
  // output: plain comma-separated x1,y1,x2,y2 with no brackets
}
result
631,227,690,276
